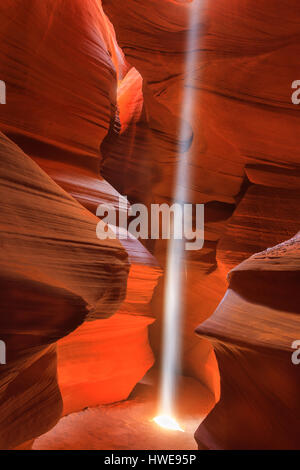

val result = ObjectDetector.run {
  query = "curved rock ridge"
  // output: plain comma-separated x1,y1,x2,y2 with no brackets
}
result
102,67,153,202
102,0,300,251
102,0,245,206
102,0,300,450
57,314,155,416
0,0,129,215
0,0,124,168
195,234,300,450
0,0,161,447
0,132,129,448
217,185,300,275
0,0,299,450
101,0,238,406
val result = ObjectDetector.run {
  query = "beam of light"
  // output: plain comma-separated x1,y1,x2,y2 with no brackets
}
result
155,0,201,426
153,415,184,432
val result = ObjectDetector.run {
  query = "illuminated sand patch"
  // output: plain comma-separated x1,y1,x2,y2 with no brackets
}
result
153,415,184,432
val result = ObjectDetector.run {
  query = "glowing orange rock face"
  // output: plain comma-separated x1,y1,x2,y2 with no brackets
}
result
0,0,121,165
0,0,299,451
103,0,300,449
0,132,129,448
196,233,300,450
0,0,161,449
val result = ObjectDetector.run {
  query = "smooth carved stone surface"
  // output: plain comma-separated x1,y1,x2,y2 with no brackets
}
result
196,234,300,450
103,0,245,206
217,185,300,274
102,0,300,237
102,67,155,202
0,0,162,450
0,0,124,168
1,0,299,451
57,314,155,415
0,133,129,448
102,6,300,447
0,0,129,216
101,0,240,401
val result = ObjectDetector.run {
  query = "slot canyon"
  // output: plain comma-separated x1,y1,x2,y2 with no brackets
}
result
0,0,299,451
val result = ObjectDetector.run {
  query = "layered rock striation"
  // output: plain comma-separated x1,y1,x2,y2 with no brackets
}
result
0,0,161,448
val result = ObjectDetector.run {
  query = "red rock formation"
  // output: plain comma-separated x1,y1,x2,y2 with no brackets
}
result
101,0,234,404
0,0,123,165
0,132,129,448
196,234,300,449
0,0,299,450
102,0,300,449
57,314,155,415
0,0,161,449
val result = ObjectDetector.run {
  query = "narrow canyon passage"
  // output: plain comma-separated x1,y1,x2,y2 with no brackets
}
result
33,389,202,451
0,0,299,452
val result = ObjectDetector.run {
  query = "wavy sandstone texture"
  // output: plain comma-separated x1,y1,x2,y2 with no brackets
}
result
102,0,300,449
0,0,160,449
196,235,300,449
0,0,299,450
0,132,128,448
